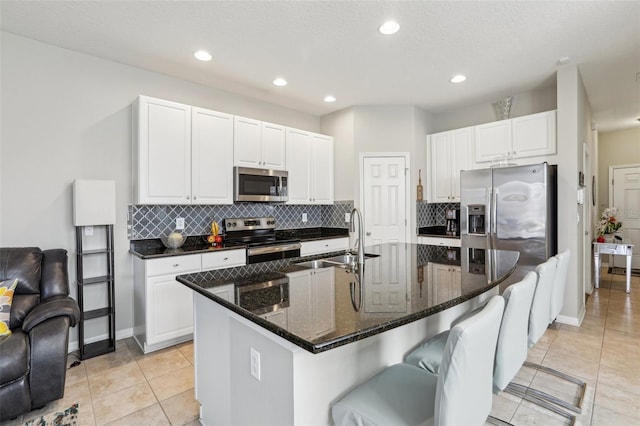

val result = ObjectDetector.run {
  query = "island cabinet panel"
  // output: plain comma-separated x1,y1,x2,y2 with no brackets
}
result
133,95,234,205
285,129,334,205
474,110,556,163
427,127,474,203
234,116,286,170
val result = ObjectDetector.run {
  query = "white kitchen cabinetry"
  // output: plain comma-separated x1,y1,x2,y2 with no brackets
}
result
474,110,556,163
133,249,246,353
428,263,462,305
417,236,461,248
427,127,474,202
285,128,334,204
300,237,349,257
133,96,234,204
287,268,336,340
234,116,286,170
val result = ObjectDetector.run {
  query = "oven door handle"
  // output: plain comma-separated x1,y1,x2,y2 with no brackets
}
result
247,243,302,256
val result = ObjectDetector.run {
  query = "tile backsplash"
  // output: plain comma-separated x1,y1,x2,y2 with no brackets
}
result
128,200,353,240
416,201,460,227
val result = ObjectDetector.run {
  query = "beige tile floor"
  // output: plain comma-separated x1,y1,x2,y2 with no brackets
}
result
2,265,638,425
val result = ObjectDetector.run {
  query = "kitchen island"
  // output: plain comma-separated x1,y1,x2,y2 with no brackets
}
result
177,243,518,425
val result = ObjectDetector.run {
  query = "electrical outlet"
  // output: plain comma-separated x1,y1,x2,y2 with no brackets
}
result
176,217,185,230
302,213,308,223
250,347,261,381
345,213,350,222
84,226,94,236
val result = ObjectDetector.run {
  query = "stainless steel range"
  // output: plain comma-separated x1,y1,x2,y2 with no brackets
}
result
223,216,301,264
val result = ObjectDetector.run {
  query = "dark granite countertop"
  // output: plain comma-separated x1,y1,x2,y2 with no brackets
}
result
130,227,349,259
417,226,460,239
176,243,519,354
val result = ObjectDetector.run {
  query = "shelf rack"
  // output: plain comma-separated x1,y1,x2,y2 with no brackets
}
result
76,224,116,360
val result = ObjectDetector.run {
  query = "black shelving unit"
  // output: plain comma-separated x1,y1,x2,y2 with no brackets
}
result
76,224,116,360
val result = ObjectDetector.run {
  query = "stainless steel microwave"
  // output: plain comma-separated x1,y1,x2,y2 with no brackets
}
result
234,166,288,203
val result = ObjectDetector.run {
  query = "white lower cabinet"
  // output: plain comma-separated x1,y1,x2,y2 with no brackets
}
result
417,236,461,247
300,237,349,256
428,263,462,305
286,268,336,340
134,249,246,353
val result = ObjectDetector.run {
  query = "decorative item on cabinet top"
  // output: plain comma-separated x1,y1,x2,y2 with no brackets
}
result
494,96,513,120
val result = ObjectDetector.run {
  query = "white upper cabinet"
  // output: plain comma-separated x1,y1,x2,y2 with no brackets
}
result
511,110,557,158
234,116,286,170
191,107,234,204
285,128,334,205
428,127,474,203
475,110,556,163
133,96,234,205
311,133,334,204
134,96,192,204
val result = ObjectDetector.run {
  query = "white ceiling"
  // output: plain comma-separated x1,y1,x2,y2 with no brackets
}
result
2,1,639,132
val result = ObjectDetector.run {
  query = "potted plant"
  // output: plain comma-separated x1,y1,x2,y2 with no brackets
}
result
596,207,622,242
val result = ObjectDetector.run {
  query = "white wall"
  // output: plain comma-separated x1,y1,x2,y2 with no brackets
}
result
0,32,320,347
597,127,640,209
321,105,434,241
556,65,592,324
431,85,557,133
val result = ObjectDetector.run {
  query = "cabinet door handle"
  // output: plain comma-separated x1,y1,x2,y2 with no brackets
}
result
193,196,197,200
173,263,179,267
366,232,371,236
223,257,229,261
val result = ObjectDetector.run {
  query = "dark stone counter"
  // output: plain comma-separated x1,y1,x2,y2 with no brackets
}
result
130,227,349,259
176,243,519,353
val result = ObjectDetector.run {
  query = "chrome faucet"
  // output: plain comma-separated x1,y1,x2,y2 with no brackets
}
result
349,207,365,266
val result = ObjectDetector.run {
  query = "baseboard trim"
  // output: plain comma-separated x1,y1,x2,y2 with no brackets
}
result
556,305,585,327
68,328,134,353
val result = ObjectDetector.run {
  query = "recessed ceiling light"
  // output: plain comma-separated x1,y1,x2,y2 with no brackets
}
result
194,50,212,61
379,20,400,35
273,78,287,87
324,95,336,103
449,74,467,83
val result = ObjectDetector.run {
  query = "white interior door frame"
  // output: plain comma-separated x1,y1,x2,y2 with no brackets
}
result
359,152,411,244
608,163,640,205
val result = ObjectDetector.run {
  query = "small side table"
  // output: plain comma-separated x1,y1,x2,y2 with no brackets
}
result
593,241,634,293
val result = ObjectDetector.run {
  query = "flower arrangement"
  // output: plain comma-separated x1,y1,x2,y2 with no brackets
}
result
597,207,622,236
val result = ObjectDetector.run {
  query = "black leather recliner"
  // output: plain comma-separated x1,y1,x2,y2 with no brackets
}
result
0,248,80,421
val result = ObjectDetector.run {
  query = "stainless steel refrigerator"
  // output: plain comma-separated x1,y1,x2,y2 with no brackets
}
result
460,162,557,268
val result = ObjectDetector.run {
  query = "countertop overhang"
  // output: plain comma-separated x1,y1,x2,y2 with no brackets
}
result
176,243,519,354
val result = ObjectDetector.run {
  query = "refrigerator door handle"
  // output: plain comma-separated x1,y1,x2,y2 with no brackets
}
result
492,188,499,237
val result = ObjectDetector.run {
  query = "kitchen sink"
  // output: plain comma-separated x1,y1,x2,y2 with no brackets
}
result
323,253,380,265
295,252,380,270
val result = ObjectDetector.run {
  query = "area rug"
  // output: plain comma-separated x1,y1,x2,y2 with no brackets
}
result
609,266,640,277
22,403,78,426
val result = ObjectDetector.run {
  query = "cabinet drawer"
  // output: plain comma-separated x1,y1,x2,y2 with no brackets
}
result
146,254,201,276
300,237,349,256
202,249,246,270
418,237,461,248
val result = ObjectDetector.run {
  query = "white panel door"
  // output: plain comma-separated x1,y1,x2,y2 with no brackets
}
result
147,275,194,344
191,107,234,204
612,166,640,269
451,128,474,201
474,120,511,163
511,110,557,158
362,156,407,246
364,243,408,313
